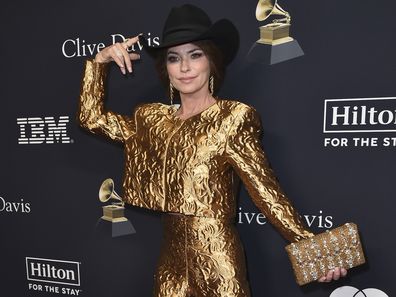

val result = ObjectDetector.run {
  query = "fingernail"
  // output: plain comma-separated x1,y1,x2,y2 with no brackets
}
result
128,67,132,73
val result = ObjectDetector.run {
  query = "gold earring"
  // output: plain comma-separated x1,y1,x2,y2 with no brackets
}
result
209,76,214,95
169,82,174,105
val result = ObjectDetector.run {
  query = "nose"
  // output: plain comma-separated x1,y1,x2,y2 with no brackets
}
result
180,58,190,73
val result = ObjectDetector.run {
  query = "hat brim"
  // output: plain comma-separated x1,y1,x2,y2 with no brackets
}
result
139,19,239,65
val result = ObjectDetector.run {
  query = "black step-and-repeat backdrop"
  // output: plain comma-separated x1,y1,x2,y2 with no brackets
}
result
1,0,395,296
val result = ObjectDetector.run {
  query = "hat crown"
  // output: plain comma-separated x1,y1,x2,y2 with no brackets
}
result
162,4,212,40
140,4,239,65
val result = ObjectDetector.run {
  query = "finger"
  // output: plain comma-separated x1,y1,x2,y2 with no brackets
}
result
112,45,127,74
110,46,126,74
125,53,142,73
326,269,334,282
341,268,347,277
94,51,105,63
129,52,141,61
318,276,326,282
333,267,341,280
124,35,140,48
115,43,132,73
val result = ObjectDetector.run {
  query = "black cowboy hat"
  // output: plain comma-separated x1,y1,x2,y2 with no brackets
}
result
139,4,239,64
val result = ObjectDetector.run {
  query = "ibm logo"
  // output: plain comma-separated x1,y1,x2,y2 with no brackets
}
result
26,257,81,286
17,116,72,144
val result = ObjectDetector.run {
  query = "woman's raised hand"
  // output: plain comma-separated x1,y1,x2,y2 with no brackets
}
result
94,35,141,74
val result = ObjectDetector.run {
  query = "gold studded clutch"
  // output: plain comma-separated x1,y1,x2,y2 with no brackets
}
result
285,223,366,285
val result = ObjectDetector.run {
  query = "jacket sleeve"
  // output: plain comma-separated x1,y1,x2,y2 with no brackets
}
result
224,104,314,242
77,59,137,143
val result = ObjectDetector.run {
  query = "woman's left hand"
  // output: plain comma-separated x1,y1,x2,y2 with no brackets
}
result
318,267,347,282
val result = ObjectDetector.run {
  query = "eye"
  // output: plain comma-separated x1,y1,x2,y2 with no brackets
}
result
167,55,179,63
191,52,204,59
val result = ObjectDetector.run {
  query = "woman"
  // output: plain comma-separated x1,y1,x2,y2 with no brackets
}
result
78,4,347,296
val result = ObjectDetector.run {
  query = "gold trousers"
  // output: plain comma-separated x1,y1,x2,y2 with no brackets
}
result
153,213,251,297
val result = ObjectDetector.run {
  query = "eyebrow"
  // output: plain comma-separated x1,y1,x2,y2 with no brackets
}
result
167,48,202,55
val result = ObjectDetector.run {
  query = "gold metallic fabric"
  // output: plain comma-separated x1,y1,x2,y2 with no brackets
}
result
78,59,313,242
154,213,251,297
285,223,366,285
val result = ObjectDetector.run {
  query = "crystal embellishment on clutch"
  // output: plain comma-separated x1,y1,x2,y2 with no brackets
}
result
285,223,366,285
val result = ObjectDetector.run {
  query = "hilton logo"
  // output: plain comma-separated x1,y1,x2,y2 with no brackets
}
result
26,257,80,286
323,97,396,148
17,116,72,144
323,97,396,133
26,257,82,295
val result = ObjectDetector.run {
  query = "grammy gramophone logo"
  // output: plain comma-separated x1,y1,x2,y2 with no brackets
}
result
97,178,136,237
248,0,304,64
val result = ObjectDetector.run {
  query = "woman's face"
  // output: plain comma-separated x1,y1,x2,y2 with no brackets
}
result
166,43,211,96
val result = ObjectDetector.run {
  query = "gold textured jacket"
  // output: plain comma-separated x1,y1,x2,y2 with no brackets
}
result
78,60,313,242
